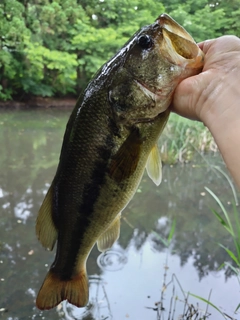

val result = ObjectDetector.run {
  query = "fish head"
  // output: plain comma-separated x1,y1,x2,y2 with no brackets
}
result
108,13,204,124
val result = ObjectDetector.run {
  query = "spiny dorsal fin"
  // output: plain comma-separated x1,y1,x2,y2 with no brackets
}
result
97,214,121,252
146,144,162,186
109,128,142,182
36,184,58,251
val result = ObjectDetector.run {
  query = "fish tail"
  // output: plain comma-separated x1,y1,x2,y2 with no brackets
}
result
36,268,89,310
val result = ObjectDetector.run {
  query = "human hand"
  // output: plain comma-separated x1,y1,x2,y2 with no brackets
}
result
172,35,240,189
172,35,240,130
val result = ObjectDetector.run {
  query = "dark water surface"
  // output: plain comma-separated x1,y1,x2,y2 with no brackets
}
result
0,109,239,320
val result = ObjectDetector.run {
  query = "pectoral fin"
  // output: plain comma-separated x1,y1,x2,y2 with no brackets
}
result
36,184,58,251
109,128,142,182
146,144,162,186
97,214,121,252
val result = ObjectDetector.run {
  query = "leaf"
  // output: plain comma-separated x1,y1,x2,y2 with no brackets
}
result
189,293,227,319
152,219,176,248
167,218,176,243
224,262,240,277
152,231,169,247
235,303,240,313
219,244,240,266
217,262,225,271
205,187,235,237
211,209,228,228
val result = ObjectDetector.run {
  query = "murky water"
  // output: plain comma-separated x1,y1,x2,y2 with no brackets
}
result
0,109,239,320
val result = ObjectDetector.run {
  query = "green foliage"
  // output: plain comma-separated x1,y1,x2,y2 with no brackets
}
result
162,0,238,40
206,187,240,281
159,113,217,164
189,292,227,319
70,0,165,89
0,0,29,99
191,187,240,316
23,40,77,96
0,0,239,100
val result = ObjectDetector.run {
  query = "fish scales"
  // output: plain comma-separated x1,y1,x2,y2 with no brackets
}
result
36,13,204,310
52,89,118,274
52,94,169,277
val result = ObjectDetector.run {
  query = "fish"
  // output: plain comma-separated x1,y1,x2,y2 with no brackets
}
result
35,13,204,310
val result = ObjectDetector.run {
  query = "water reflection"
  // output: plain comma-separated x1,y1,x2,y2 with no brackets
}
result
97,249,127,271
0,109,239,319
63,276,113,320
120,161,238,279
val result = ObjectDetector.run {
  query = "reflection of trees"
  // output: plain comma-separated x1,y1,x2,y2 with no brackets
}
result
120,159,238,279
0,109,69,221
0,109,71,318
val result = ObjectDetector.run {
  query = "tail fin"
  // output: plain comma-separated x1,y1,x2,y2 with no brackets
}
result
36,269,89,310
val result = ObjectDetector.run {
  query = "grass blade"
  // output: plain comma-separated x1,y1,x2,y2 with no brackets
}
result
205,187,235,237
167,219,176,243
224,262,240,276
152,231,169,247
211,209,230,230
234,303,240,312
189,292,227,319
219,244,240,266
212,166,238,206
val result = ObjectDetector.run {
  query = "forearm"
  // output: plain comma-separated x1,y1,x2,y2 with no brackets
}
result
212,124,240,190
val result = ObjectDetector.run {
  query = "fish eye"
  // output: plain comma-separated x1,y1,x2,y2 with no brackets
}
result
137,34,153,49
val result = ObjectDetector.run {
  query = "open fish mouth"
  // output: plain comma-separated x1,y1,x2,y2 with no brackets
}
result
157,14,204,68
158,13,195,44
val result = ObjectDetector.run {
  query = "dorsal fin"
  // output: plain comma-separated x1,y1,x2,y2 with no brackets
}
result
146,144,162,186
36,184,58,251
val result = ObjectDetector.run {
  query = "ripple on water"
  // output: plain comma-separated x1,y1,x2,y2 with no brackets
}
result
97,249,128,271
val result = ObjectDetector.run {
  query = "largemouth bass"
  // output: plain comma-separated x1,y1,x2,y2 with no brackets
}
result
36,13,204,310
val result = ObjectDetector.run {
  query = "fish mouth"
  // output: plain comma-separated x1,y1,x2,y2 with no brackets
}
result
157,14,204,69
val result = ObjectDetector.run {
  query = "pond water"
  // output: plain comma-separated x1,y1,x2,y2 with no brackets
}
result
0,109,239,320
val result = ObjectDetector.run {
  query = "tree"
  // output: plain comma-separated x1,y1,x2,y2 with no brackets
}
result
0,0,29,100
0,0,239,101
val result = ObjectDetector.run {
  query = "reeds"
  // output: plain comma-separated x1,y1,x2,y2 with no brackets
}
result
160,114,217,164
152,223,214,320
206,187,240,315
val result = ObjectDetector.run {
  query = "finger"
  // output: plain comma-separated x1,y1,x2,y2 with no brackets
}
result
197,39,215,53
171,74,203,121
198,36,240,55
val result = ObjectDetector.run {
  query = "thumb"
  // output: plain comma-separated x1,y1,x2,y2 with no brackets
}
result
171,73,208,121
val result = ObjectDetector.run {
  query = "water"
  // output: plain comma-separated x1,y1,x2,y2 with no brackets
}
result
0,109,239,320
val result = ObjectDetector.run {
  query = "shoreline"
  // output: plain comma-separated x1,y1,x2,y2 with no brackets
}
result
0,97,77,109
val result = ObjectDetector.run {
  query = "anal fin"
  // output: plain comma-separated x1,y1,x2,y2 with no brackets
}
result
36,184,58,251
97,214,121,252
